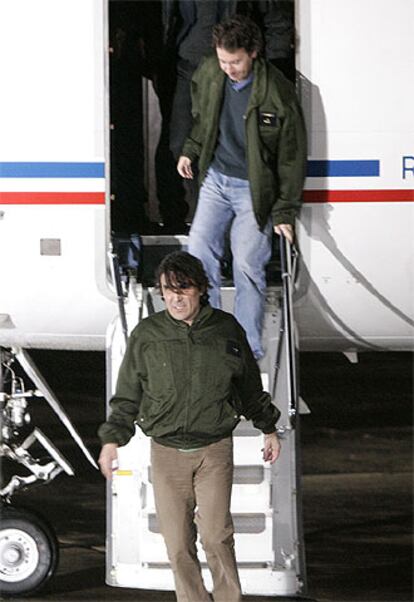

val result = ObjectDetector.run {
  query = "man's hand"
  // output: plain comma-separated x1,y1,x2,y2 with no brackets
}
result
262,432,281,464
274,223,294,244
177,156,194,179
98,443,119,480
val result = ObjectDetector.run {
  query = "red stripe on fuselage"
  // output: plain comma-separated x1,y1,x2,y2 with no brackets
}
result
0,192,105,204
303,189,414,203
0,190,413,205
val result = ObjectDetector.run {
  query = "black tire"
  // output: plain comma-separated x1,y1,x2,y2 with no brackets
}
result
0,505,59,596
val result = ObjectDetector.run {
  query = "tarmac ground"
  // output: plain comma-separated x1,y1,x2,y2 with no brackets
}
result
2,350,413,602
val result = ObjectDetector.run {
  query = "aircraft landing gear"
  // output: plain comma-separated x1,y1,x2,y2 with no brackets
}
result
0,505,58,596
0,346,97,596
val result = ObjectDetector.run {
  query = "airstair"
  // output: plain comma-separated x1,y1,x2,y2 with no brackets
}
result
105,234,307,597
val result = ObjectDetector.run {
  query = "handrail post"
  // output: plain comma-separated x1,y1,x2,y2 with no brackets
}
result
279,234,298,426
108,248,129,345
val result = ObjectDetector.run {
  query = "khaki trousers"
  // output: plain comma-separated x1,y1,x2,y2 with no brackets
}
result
151,437,242,602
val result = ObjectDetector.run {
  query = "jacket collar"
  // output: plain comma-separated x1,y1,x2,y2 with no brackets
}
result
246,57,268,114
164,304,214,329
211,53,268,110
210,55,267,115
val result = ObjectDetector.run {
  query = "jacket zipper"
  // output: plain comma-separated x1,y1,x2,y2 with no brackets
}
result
183,325,194,446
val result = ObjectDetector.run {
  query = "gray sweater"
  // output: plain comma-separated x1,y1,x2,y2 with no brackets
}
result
212,78,253,179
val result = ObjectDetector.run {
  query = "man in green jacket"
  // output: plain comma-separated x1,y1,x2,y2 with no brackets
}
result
178,14,307,359
99,251,280,602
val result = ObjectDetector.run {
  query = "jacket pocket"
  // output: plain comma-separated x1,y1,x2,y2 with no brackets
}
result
143,341,176,397
199,339,243,399
258,124,280,156
137,392,178,436
257,107,281,155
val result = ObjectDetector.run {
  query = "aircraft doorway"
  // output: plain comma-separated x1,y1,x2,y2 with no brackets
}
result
107,0,295,238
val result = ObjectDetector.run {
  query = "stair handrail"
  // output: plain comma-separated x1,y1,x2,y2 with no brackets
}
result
108,247,129,345
276,234,299,426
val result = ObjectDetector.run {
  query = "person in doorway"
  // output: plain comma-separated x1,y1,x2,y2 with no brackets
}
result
168,0,296,161
177,15,307,359
109,0,149,234
98,250,281,602
109,0,189,235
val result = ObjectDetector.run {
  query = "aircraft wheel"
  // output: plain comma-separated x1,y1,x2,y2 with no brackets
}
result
0,505,58,596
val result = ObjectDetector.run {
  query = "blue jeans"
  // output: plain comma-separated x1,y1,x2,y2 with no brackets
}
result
188,168,272,359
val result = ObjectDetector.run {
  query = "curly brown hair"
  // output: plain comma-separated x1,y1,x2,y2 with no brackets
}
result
156,251,210,305
212,14,263,55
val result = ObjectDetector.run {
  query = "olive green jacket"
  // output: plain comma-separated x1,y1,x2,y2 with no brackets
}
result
182,55,307,228
98,305,280,449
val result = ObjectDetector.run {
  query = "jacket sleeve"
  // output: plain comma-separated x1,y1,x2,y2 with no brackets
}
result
180,58,209,161
272,96,307,226
98,331,143,446
232,330,280,433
